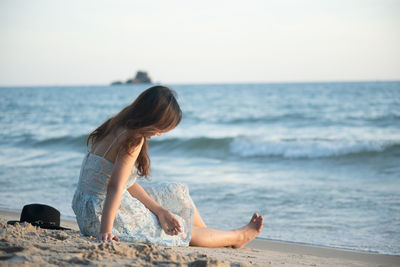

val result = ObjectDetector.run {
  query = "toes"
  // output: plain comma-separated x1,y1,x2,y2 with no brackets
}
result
251,213,258,222
257,216,264,231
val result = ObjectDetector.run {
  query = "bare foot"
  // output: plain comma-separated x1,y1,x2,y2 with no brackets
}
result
233,213,263,248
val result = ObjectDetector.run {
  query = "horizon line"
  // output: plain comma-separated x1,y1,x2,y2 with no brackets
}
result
0,79,399,88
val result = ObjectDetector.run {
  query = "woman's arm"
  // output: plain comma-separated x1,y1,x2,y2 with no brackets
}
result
127,183,164,215
127,182,182,236
98,137,144,242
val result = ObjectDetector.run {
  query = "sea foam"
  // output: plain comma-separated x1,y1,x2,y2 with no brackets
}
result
229,137,399,158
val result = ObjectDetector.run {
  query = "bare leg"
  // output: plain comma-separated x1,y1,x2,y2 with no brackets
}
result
191,200,207,228
189,213,263,248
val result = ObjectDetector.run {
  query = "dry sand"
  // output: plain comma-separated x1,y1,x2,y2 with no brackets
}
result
1,210,399,266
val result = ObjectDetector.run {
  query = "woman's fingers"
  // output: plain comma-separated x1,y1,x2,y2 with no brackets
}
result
172,219,182,232
169,220,181,233
165,226,181,235
97,233,119,242
159,210,183,235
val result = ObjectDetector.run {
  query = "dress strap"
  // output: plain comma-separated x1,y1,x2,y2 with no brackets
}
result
102,130,126,157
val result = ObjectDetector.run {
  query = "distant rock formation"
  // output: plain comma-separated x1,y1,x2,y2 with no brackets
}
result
111,70,152,85
110,81,123,85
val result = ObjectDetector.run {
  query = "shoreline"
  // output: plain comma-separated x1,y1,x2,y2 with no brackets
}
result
1,209,399,266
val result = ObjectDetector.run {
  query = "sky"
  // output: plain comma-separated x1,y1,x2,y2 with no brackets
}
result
0,0,399,86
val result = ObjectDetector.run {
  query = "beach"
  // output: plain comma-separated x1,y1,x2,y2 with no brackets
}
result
1,83,399,265
1,209,399,266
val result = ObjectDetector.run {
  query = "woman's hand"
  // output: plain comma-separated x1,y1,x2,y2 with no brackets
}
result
157,209,182,236
97,232,120,242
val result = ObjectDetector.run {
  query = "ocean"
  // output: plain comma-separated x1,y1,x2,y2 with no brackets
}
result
0,82,399,255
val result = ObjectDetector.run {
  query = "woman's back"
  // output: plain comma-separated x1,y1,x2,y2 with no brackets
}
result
89,128,128,164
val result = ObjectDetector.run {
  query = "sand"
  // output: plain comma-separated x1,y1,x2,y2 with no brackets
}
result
1,210,399,266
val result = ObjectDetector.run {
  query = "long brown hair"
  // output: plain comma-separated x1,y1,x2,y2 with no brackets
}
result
87,86,182,177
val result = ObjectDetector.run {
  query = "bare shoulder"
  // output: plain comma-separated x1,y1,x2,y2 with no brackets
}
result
116,132,144,160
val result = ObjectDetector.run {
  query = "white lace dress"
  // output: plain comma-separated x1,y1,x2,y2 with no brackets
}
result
71,152,194,246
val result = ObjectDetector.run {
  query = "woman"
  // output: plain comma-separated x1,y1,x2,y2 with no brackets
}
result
72,85,263,247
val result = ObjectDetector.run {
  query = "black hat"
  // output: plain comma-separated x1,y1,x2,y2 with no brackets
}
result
7,203,71,230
